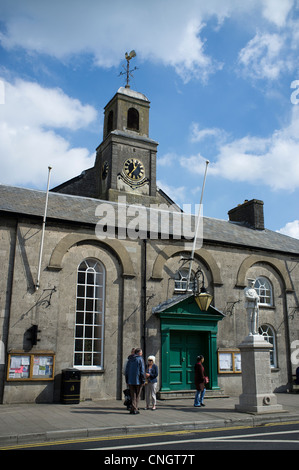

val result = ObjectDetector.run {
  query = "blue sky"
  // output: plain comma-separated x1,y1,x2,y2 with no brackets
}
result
0,0,299,238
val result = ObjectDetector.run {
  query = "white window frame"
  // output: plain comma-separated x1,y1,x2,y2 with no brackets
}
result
259,324,277,368
254,276,273,307
174,268,195,293
74,258,105,370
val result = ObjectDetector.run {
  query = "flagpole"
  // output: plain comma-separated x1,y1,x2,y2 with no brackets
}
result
35,166,52,291
186,160,209,291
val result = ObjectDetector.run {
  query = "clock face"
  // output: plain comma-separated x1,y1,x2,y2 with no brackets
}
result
123,158,145,181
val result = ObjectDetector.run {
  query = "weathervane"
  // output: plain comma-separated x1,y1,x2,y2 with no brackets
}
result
119,50,138,88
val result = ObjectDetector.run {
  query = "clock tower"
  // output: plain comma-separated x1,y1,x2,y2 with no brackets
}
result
95,86,159,205
52,55,175,207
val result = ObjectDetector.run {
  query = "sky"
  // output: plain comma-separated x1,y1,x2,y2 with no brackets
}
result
0,0,299,238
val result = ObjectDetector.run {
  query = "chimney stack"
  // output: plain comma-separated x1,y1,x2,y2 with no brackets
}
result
228,199,264,230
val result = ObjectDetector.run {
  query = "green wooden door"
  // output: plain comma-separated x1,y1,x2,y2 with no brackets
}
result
169,331,208,390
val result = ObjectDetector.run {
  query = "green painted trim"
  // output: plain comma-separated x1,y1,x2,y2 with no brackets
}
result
156,295,224,392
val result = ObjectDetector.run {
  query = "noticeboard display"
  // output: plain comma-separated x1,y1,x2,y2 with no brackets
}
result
7,352,55,381
218,349,241,374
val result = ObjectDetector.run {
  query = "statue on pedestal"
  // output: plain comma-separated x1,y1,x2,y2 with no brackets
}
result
244,279,260,335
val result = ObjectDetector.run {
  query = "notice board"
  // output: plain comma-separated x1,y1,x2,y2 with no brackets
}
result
7,352,55,381
217,349,241,374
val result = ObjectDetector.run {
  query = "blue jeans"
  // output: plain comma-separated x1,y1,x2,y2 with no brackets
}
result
194,387,205,406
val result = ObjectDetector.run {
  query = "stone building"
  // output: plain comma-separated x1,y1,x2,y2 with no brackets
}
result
0,85,298,404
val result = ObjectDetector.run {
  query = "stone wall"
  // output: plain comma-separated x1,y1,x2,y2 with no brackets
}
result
1,213,298,403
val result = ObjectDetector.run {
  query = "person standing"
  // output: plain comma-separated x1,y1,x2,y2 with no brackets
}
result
194,355,207,407
125,348,145,414
145,355,158,410
122,348,135,410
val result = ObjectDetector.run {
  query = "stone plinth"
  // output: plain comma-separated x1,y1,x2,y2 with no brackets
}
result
235,334,284,414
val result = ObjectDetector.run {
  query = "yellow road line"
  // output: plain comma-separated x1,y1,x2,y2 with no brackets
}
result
1,420,299,450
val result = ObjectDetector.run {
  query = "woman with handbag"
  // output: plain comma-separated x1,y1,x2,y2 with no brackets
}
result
194,355,208,407
145,355,158,410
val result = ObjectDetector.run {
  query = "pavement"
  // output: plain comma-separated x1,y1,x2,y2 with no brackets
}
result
0,393,299,447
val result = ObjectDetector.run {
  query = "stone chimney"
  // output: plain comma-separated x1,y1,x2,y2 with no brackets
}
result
228,199,264,230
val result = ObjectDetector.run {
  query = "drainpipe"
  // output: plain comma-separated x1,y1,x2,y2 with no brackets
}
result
284,288,293,388
0,219,18,404
142,239,147,361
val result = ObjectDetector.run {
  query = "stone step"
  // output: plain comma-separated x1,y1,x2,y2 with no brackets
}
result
157,389,229,400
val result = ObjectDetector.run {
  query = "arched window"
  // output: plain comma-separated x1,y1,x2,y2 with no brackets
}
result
74,258,105,369
258,324,277,368
254,276,273,306
127,107,139,131
174,268,195,292
107,110,114,134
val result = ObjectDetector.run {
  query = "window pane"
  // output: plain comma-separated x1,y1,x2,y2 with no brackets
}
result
86,285,94,298
75,325,83,337
77,272,85,284
87,272,94,284
85,299,94,311
77,285,85,297
85,312,93,324
76,312,84,324
77,298,85,311
95,313,103,326
94,326,102,338
94,339,102,354
84,353,92,366
75,339,83,351
85,326,93,338
84,339,92,351
74,353,82,366
95,299,103,312
93,353,102,366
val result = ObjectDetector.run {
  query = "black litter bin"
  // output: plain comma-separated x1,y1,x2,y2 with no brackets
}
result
61,368,81,404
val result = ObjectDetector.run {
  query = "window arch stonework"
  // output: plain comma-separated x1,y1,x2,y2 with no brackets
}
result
235,254,293,292
48,233,135,277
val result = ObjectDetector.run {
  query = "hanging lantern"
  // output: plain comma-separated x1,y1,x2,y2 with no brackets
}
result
195,290,213,311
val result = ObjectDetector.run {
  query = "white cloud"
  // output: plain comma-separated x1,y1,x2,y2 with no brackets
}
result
157,153,177,167
238,32,289,81
277,220,299,239
157,180,187,206
2,79,96,130
0,77,97,188
237,1,299,83
261,0,294,27
190,123,227,143
0,0,223,84
181,105,299,191
0,1,298,85
6,0,296,85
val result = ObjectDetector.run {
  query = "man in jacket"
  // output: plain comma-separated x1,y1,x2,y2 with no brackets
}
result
125,348,145,414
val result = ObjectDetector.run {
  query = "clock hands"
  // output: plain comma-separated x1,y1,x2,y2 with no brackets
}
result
128,160,140,177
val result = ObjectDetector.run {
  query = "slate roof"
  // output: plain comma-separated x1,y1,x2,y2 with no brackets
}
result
0,184,299,256
152,293,225,316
